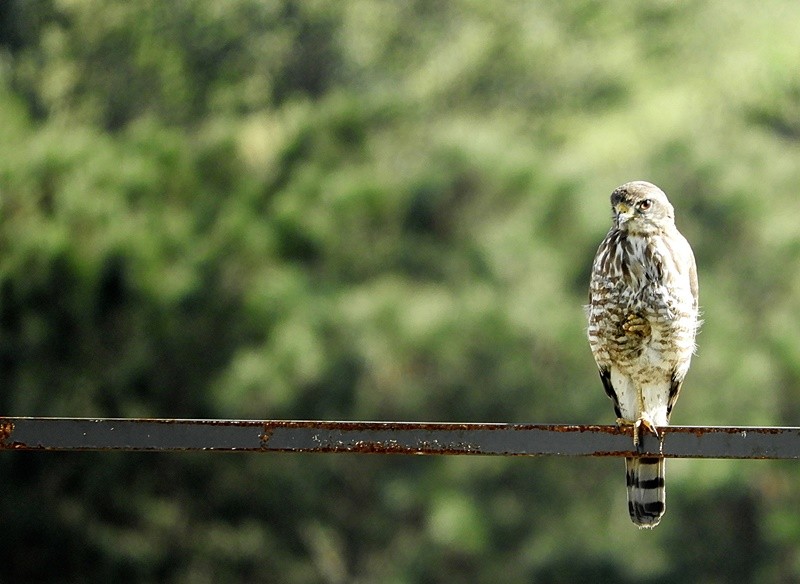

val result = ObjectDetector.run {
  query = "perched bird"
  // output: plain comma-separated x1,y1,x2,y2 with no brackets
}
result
587,181,699,528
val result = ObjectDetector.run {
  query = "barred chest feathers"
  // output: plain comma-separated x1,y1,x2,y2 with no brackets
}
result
588,227,698,368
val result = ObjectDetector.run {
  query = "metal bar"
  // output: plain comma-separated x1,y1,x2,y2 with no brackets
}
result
1,418,799,458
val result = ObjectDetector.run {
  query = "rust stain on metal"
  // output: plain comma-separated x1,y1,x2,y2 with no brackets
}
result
264,420,527,432
263,421,620,432
0,418,798,458
542,424,606,432
594,450,638,458
669,425,791,438
260,424,274,446
140,418,259,427
276,443,485,456
0,419,14,444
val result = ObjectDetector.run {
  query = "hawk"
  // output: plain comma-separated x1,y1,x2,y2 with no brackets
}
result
587,181,699,528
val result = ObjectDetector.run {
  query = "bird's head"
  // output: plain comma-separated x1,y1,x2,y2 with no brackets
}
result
610,181,675,234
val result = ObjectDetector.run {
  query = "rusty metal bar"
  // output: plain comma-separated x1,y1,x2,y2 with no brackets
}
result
1,418,799,458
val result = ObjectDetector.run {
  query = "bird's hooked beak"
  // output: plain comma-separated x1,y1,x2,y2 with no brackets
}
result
614,201,634,224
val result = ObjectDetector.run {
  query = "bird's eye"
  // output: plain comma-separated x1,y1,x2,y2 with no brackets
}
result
637,199,652,211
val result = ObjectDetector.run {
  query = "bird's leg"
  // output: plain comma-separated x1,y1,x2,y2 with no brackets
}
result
622,313,651,338
616,417,640,448
616,414,660,449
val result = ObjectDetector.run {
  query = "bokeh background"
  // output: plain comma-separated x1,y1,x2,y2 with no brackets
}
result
2,1,800,582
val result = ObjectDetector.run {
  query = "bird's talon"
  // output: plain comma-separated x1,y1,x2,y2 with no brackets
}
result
638,414,660,440
621,314,651,337
615,416,660,448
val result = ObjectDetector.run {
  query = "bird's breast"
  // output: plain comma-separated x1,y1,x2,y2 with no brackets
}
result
588,232,697,368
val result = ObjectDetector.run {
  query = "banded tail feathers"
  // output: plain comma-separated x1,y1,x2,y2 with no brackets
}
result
625,456,665,528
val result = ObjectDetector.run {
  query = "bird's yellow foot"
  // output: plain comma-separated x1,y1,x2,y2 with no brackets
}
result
622,313,651,338
616,415,660,448
638,413,660,440
616,417,639,447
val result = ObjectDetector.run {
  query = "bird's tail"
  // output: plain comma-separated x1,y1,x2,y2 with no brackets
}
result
625,456,665,528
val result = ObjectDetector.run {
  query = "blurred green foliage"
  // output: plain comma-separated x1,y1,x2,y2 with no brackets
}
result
2,0,800,581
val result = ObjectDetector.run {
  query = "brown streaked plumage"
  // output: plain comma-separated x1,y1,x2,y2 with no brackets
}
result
588,181,699,528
